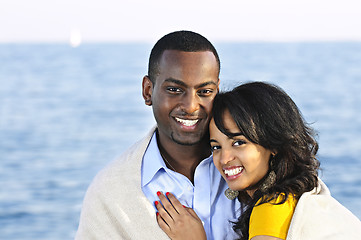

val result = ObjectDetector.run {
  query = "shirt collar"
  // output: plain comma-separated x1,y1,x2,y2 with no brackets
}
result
141,131,214,187
142,131,167,187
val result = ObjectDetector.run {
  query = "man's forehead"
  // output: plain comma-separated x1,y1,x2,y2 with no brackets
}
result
153,50,219,87
159,49,216,62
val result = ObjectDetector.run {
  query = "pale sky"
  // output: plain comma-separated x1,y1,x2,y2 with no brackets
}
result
1,0,361,43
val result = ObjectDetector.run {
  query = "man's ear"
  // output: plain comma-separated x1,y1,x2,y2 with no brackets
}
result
142,75,153,106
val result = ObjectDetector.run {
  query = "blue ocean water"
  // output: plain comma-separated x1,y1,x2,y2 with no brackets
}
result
0,42,360,239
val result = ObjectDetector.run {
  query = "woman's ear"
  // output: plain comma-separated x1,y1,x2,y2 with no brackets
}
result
271,150,278,157
142,75,153,106
269,151,277,168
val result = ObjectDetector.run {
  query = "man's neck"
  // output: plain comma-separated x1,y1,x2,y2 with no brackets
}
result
156,133,211,183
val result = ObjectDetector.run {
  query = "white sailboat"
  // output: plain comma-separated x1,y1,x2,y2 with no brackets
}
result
69,29,82,47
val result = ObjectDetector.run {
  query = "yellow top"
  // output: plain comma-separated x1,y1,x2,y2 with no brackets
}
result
249,194,297,240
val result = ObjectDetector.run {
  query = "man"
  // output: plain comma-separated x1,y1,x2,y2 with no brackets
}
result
75,31,240,239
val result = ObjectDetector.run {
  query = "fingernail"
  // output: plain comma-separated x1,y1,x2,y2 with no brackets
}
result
157,191,161,196
155,201,159,205
156,212,159,216
166,192,170,196
182,205,186,208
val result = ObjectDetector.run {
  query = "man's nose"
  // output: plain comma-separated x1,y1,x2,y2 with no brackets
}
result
182,92,200,114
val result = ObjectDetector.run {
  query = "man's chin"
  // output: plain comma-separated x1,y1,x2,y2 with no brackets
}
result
171,133,203,146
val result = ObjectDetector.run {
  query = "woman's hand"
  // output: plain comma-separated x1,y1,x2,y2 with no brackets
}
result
155,191,207,240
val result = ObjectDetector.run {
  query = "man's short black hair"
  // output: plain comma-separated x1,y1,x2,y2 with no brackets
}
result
148,30,220,83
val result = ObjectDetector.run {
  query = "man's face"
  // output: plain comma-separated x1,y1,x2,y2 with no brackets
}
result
143,50,219,146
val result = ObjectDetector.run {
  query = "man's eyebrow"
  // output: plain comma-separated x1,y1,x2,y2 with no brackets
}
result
164,78,187,87
196,81,218,88
163,78,218,88
210,139,217,143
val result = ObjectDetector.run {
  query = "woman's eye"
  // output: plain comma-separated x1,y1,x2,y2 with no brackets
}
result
233,140,246,146
210,145,221,151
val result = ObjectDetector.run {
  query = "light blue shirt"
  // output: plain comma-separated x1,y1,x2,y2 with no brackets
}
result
142,132,241,240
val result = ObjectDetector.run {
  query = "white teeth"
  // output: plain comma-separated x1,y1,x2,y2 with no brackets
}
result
175,117,198,127
224,167,243,176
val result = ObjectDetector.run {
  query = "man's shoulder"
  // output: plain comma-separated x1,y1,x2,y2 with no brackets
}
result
88,127,156,190
113,127,156,167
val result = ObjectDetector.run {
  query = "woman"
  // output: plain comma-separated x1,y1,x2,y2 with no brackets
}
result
155,82,361,240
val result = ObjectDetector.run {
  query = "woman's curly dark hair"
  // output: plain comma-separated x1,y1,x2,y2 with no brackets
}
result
212,81,320,240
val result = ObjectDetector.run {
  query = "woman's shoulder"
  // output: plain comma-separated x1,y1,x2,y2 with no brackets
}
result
256,193,297,206
249,194,297,240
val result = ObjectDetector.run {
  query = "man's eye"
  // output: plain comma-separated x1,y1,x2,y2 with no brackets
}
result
233,140,246,146
198,89,213,96
167,87,182,93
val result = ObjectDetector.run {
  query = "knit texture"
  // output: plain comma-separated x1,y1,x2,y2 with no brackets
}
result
286,179,361,240
75,126,169,240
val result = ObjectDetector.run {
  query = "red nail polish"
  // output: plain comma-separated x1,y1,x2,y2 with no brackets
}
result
183,205,187,208
157,191,161,196
166,192,170,196
156,212,159,216
155,201,159,205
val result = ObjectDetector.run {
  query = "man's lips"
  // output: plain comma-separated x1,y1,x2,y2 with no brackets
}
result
175,117,200,127
223,166,244,180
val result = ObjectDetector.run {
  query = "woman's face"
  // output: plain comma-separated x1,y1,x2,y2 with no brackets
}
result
210,111,272,196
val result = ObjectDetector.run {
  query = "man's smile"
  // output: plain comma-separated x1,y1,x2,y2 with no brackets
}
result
175,117,200,127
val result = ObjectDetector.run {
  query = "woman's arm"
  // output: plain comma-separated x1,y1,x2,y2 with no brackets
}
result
155,192,207,240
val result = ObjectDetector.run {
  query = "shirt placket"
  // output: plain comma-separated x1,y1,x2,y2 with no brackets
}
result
193,159,211,238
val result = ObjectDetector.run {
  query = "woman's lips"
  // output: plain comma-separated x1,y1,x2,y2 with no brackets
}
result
223,166,244,180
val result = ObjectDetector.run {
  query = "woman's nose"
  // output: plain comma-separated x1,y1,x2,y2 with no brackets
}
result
219,148,235,165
